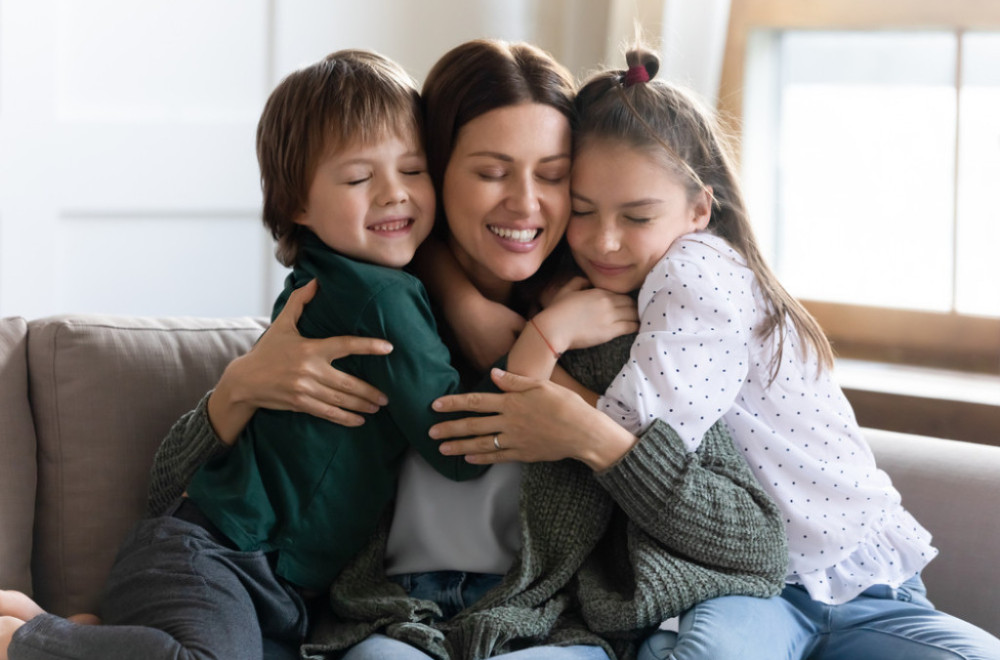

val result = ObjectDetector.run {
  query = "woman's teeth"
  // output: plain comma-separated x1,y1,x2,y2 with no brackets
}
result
488,226,540,242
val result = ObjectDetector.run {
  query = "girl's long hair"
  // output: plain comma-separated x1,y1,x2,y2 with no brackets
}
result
574,45,834,382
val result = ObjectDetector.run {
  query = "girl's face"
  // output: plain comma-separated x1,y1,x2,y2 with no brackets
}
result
567,138,712,293
442,103,572,301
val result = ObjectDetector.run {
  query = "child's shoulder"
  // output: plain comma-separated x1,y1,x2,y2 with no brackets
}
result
665,231,742,264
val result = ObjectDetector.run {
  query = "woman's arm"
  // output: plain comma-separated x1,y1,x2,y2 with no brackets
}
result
429,370,787,578
146,279,393,514
208,279,393,443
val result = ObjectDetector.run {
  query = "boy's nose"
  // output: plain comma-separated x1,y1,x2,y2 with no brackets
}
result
377,178,408,205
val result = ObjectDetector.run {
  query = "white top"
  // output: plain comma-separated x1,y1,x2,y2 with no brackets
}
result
598,232,937,604
384,450,522,576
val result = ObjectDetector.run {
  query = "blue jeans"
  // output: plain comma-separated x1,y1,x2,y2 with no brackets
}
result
340,571,610,660
639,575,1000,660
9,500,308,660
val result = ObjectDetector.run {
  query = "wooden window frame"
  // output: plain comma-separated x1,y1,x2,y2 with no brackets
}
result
719,0,1000,375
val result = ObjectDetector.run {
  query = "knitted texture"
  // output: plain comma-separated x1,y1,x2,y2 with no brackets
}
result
149,336,788,659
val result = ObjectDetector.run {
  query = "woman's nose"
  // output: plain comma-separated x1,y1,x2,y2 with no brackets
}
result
504,175,540,216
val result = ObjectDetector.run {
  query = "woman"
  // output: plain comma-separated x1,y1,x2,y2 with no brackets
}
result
149,40,787,660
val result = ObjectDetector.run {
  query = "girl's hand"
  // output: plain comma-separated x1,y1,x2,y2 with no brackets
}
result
430,368,637,471
208,279,392,443
534,284,638,355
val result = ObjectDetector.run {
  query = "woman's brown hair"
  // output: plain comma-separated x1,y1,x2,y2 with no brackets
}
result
420,39,575,233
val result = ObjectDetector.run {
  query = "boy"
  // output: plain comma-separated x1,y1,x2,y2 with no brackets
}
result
0,49,487,660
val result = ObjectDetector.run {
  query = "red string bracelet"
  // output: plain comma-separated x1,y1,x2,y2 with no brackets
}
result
529,318,562,359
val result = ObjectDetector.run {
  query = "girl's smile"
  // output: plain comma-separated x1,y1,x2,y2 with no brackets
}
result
567,138,712,293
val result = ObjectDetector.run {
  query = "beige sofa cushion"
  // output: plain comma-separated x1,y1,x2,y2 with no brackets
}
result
0,316,37,595
27,314,266,616
868,428,1000,636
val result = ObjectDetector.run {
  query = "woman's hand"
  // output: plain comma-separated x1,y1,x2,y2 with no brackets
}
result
207,279,393,444
533,277,638,354
430,368,637,471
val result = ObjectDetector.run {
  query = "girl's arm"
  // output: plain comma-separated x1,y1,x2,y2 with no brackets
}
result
505,283,638,383
146,280,393,514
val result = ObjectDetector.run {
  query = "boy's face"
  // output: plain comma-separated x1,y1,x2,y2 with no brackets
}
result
294,132,434,268
567,138,711,293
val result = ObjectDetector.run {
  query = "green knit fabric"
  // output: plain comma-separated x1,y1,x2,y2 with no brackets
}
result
297,335,787,660
149,334,787,659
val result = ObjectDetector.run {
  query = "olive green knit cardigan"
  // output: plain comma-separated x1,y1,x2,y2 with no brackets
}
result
149,335,787,660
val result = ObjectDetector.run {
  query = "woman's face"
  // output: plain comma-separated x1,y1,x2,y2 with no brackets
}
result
442,103,572,300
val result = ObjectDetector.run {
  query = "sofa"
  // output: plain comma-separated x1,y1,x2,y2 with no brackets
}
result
2,314,999,638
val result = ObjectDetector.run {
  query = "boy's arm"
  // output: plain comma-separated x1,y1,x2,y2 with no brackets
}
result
410,236,525,371
350,281,490,481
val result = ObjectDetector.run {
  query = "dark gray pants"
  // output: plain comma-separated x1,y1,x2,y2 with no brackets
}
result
9,500,308,660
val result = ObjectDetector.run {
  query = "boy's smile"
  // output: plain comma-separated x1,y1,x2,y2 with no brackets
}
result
294,133,435,268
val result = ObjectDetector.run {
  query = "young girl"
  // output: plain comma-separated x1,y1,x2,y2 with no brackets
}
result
561,46,1000,660
436,46,1000,659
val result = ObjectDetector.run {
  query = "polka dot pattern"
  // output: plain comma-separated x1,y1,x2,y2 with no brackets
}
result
597,232,937,604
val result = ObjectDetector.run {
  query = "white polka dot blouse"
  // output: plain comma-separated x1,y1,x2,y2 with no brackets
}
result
598,231,937,604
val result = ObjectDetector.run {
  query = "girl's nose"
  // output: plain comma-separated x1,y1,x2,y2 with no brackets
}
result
595,222,621,253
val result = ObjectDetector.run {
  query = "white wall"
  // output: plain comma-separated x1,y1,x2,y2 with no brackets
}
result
0,0,727,319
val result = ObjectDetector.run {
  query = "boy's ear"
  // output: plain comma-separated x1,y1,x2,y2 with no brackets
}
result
692,185,713,230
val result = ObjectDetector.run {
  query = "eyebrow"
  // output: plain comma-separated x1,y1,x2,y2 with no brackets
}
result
467,151,571,164
571,191,664,208
335,151,425,167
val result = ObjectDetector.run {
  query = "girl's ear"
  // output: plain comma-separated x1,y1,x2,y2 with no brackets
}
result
692,185,713,230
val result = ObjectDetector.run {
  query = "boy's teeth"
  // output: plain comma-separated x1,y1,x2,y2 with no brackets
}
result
372,219,409,232
489,226,539,242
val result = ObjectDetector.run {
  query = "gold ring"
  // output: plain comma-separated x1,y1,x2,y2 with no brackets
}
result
493,434,502,451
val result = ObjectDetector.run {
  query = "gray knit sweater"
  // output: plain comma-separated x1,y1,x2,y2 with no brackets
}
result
148,334,787,660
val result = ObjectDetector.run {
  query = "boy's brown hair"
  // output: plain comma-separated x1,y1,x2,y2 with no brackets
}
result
256,49,421,266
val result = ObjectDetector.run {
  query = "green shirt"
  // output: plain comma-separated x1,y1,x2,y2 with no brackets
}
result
187,231,488,591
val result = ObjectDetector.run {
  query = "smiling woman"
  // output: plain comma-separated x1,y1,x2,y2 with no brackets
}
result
441,103,572,294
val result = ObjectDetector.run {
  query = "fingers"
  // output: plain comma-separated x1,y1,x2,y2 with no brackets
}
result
319,335,393,360
488,367,537,393
431,389,505,414
428,411,502,441
275,279,318,328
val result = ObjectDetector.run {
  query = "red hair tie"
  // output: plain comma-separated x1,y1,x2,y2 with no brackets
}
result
624,64,649,86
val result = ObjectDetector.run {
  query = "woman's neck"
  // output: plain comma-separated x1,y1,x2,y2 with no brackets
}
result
448,236,514,305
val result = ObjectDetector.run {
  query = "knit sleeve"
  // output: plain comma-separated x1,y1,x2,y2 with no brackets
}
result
596,418,787,578
146,391,231,516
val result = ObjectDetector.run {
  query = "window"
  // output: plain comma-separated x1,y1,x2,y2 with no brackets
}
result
720,0,1000,374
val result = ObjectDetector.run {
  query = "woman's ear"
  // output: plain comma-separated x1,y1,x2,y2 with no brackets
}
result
692,185,713,230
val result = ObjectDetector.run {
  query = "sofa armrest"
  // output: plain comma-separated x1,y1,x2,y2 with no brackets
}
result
0,316,37,595
27,314,267,616
867,428,1000,637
